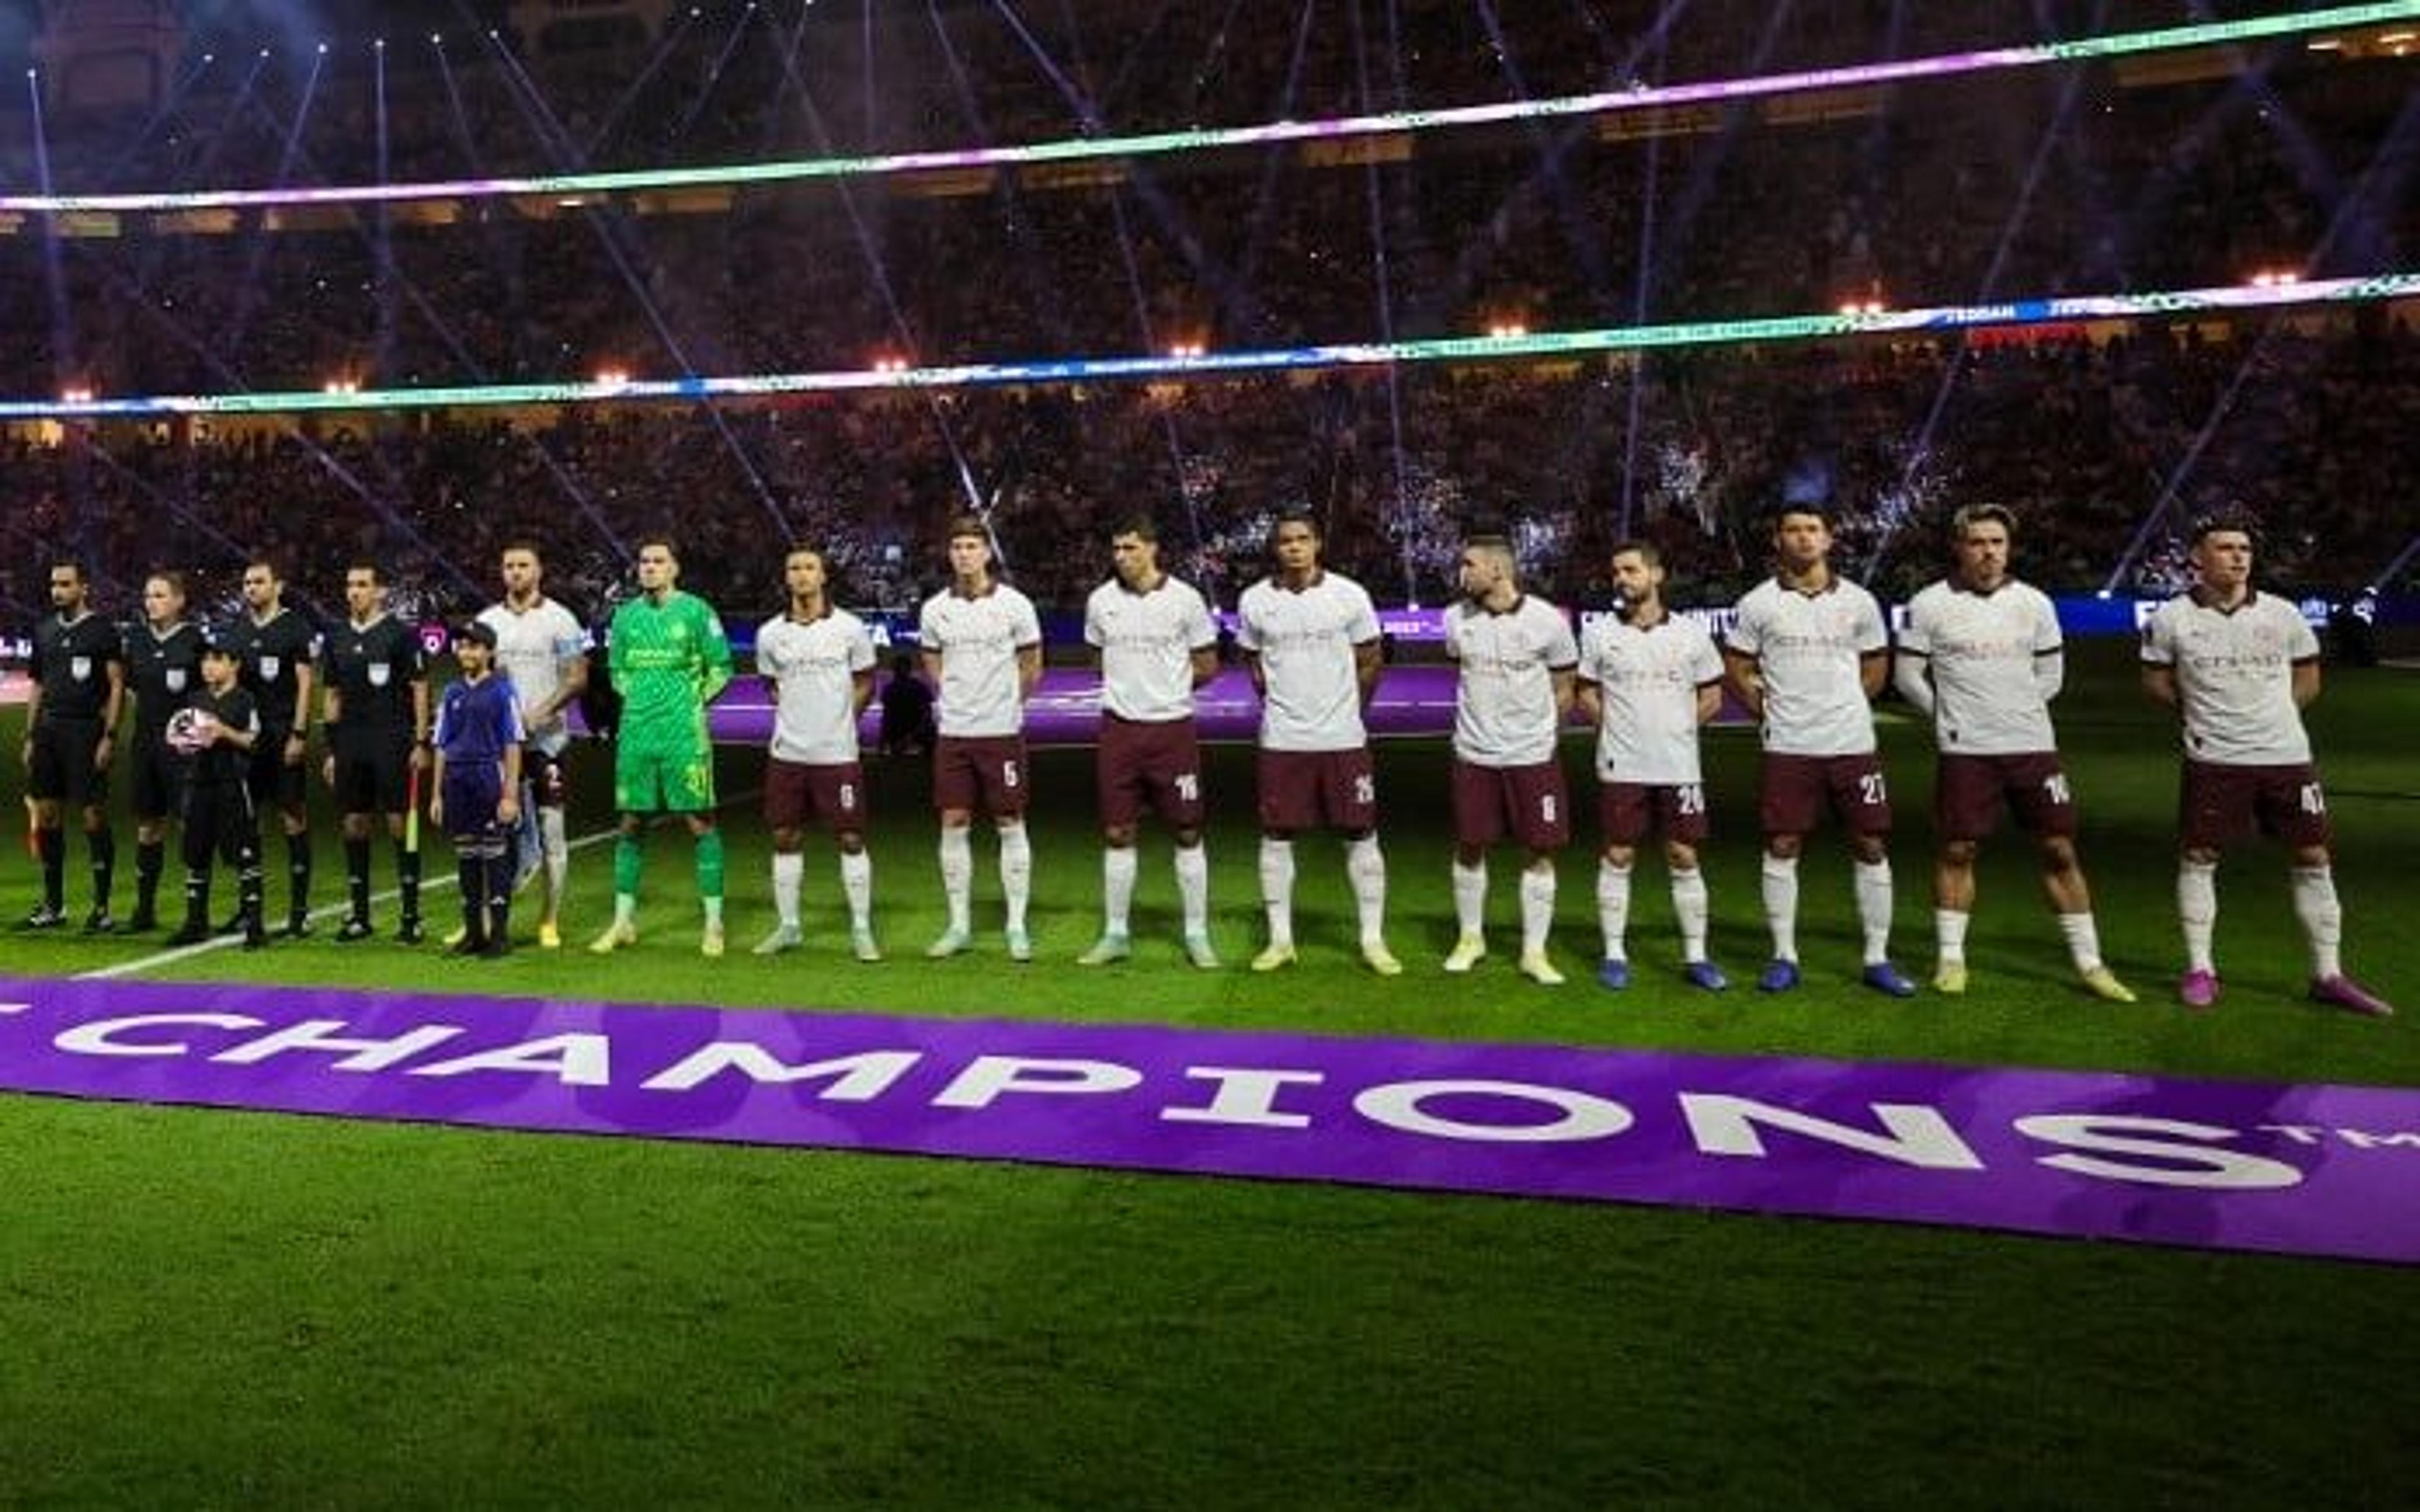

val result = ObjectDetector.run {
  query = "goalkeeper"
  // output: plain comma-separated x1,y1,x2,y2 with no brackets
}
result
588,537,736,957
166,639,268,949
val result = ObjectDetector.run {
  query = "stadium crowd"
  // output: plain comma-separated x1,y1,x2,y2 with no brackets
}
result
5,316,2416,631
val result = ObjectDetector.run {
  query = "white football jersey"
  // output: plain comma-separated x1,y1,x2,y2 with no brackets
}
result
478,597,590,757
757,607,877,765
1578,611,1725,785
1237,571,1381,753
1726,575,1888,757
1444,596,1578,768
1899,579,2062,755
2140,591,2317,766
918,581,1043,739
1085,574,1218,724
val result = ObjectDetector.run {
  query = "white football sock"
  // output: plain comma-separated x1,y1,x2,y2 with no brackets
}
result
1451,860,1488,939
1935,908,1969,965
1670,866,1710,965
839,850,873,932
1761,853,1800,961
771,851,804,930
1347,835,1388,946
2290,865,2342,980
2177,859,2218,973
1519,864,1556,956
998,823,1033,934
1102,845,1138,936
2057,911,2104,975
1259,838,1296,948
1854,857,1895,965
1596,858,1634,961
1174,843,1209,937
938,827,973,935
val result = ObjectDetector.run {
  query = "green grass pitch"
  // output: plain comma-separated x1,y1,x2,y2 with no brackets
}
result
3,641,2415,1505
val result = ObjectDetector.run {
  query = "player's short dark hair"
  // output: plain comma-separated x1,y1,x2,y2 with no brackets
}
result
47,558,86,583
945,515,989,544
2189,511,2259,546
634,536,678,559
1608,539,1663,568
145,568,190,598
1772,503,1833,530
243,556,284,581
1951,503,2018,540
344,560,383,585
500,541,544,563
1111,515,1160,544
1268,508,1322,548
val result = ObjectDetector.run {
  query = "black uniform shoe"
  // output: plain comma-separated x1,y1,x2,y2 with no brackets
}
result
335,917,376,942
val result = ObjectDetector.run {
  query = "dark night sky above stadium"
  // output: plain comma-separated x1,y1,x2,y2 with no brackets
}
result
2,3,510,71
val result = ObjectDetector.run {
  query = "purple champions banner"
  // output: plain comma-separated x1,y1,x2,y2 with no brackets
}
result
1,975,2412,1264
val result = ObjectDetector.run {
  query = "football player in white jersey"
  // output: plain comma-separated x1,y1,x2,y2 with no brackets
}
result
1441,536,1579,985
1575,541,1731,993
2141,517,2391,1016
1897,507,2133,1002
471,543,589,949
1722,505,1915,997
754,547,881,961
1235,510,1400,975
1080,517,1221,968
918,517,1045,961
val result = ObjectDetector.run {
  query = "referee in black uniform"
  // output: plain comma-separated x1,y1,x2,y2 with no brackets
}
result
122,570,205,933
22,559,124,931
320,561,430,942
228,558,321,936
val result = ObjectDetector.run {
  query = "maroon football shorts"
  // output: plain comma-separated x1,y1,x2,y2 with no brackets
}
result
1256,747,1378,833
766,756,870,833
1098,715,1205,830
1598,781,1712,848
933,735,1030,818
1935,751,2078,843
2179,759,2331,850
1759,751,1892,839
1452,758,1571,851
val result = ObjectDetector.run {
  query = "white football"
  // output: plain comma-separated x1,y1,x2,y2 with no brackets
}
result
166,706,219,755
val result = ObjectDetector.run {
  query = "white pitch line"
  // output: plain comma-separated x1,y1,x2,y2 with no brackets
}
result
74,825,628,981
78,791,770,980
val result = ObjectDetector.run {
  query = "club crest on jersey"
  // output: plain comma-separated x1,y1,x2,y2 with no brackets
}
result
166,668,188,692
70,656,92,681
369,662,391,687
259,656,281,680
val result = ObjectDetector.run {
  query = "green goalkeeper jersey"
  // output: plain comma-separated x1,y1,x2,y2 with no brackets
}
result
608,590,733,753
